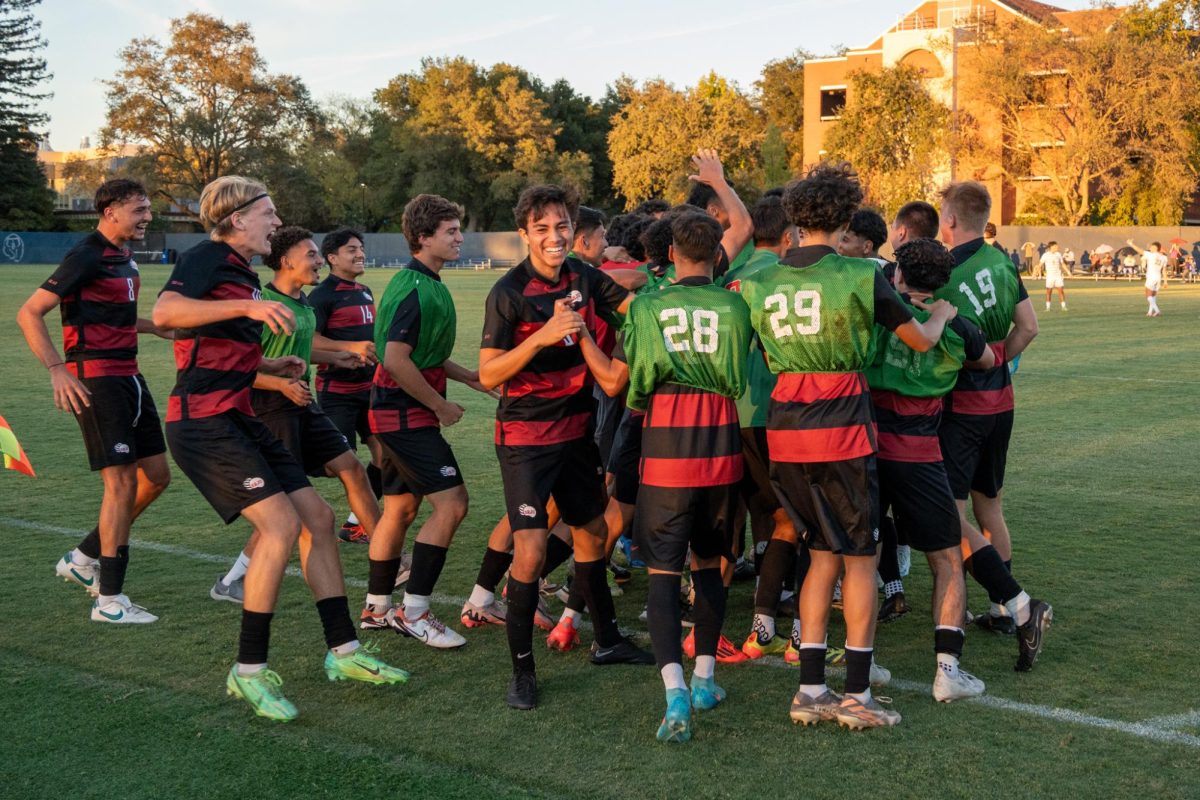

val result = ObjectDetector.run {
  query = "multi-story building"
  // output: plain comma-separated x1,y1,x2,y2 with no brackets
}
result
37,138,142,211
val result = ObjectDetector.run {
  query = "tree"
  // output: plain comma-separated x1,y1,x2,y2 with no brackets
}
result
822,65,949,219
100,13,320,210
756,50,810,172
0,0,54,230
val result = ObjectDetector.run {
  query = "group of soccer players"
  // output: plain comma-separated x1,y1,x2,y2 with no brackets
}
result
22,153,1054,738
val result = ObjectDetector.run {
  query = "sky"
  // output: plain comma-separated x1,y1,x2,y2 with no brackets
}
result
38,0,1096,151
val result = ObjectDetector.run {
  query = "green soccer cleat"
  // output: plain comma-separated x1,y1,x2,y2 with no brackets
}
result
225,666,298,722
323,641,410,685
689,674,726,711
656,688,692,743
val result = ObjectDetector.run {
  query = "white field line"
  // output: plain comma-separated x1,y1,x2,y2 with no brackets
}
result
1025,371,1200,386
6,515,1200,750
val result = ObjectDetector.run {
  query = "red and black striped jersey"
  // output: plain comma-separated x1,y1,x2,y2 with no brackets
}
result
40,231,141,378
160,240,264,423
639,384,742,488
481,257,628,446
308,273,376,394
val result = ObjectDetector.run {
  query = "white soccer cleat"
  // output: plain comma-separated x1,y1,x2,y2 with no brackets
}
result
870,660,892,687
56,552,100,596
397,607,466,649
91,594,158,624
933,666,986,702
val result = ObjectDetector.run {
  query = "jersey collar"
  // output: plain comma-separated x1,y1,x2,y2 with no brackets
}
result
780,245,837,269
950,237,986,266
406,257,442,282
675,275,712,286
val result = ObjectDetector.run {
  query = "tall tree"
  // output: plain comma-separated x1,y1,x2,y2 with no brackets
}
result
100,13,320,210
822,65,949,219
756,49,810,172
0,0,54,230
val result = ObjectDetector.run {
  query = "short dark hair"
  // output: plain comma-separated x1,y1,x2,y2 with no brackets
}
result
686,182,722,212
622,214,654,261
671,211,724,264
265,225,314,271
895,201,940,239
632,198,670,216
1048,240,1058,248
983,222,997,237
320,227,364,265
403,194,464,252
751,196,791,245
894,237,955,293
641,218,674,267
574,206,605,237
782,163,862,233
513,184,579,231
95,178,148,214
605,214,635,252
762,187,786,198
847,209,888,252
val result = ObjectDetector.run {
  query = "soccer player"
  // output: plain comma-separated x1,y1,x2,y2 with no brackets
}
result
865,237,995,701
18,178,171,622
210,226,379,605
479,182,652,711
582,210,751,742
739,164,957,729
153,176,406,721
308,227,383,543
936,181,1052,671
837,208,890,268
1040,241,1068,310
359,194,491,648
686,169,754,276
1128,239,1167,316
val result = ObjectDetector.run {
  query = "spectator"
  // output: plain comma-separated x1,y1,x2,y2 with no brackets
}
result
1080,250,1091,273
1063,247,1075,274
1021,240,1037,274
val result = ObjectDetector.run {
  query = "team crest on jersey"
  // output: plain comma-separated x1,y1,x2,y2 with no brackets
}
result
567,290,583,308
518,504,536,518
113,443,130,454
872,527,880,542
129,260,139,272
439,466,457,477
252,289,263,301
243,477,266,490
363,293,373,303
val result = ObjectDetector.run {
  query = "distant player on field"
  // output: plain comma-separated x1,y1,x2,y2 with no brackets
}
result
1128,239,1167,316
1039,241,1067,311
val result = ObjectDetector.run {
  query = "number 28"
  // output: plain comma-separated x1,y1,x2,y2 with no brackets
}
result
660,308,719,353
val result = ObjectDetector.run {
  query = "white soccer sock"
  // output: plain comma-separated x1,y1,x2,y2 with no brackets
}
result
98,593,121,606
331,640,360,656
236,662,266,676
847,687,872,703
365,593,392,610
936,650,960,677
753,612,775,639
1150,297,1160,312
1045,301,1051,310
402,592,430,619
661,662,686,691
694,655,716,680
222,551,251,586
559,607,581,625
346,512,359,526
468,585,495,608
1061,301,1067,309
990,601,1011,619
1005,590,1032,626
70,547,97,566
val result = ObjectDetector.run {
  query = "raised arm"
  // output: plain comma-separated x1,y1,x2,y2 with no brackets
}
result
688,148,752,262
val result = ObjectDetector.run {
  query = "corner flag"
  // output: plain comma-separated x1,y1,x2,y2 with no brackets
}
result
0,415,35,477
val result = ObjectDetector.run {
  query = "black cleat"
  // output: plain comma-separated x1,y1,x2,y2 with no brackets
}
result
1015,599,1053,672
878,592,910,624
590,637,655,666
609,563,632,586
506,670,537,710
974,611,1017,636
732,557,756,583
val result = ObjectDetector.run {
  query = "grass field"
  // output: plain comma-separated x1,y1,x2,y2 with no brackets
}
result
2,265,1198,799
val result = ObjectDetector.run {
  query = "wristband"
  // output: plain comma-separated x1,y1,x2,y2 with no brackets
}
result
46,362,65,370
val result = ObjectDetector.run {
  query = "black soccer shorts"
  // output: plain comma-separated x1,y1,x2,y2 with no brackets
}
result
375,427,465,497
317,388,373,451
259,404,353,478
606,409,644,506
738,426,783,541
938,410,1013,500
74,374,166,471
497,436,607,531
634,483,738,573
877,458,961,552
771,455,881,557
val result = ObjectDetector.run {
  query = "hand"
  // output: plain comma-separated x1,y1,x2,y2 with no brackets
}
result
925,298,958,321
263,355,306,378
436,401,465,427
602,245,631,264
330,351,362,370
533,301,583,347
247,300,296,336
281,379,312,407
687,148,725,188
348,340,377,364
50,366,91,414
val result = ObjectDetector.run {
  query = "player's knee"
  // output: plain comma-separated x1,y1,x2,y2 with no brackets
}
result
102,465,139,499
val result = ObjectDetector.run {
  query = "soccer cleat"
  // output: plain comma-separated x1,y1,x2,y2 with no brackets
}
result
538,578,564,602
932,666,986,702
789,688,843,726
546,619,580,651
506,670,537,710
337,522,371,544
609,562,632,586
393,551,412,588
656,688,692,742
689,674,726,711
878,592,910,624
835,695,902,730
533,597,556,632
1015,599,1053,672
741,620,788,660
825,646,847,667
359,603,394,631
324,641,409,684
974,611,1017,636
590,637,655,666
56,552,99,596
91,594,157,624
784,628,802,666
732,557,756,583
871,660,892,687
682,630,749,663
209,575,244,604
226,666,298,722
395,607,467,649
460,598,506,628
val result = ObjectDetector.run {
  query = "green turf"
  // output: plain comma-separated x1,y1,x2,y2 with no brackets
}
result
2,266,1198,799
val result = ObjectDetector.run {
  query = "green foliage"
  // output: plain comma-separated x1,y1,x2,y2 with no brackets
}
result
0,0,53,229
755,50,809,172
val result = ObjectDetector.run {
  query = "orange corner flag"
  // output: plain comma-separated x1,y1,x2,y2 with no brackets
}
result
0,415,36,477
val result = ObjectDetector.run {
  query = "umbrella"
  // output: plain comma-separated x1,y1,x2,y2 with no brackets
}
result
1168,237,1188,246
1093,243,1114,254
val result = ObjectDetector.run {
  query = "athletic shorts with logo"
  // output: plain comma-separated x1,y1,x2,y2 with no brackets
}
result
259,404,352,478
771,456,881,556
73,373,165,470
376,427,464,497
877,458,960,552
166,410,310,524
497,437,607,531
318,388,373,450
938,410,1012,499
634,483,738,572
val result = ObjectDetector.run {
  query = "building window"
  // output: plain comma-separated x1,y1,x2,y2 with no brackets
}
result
820,87,846,120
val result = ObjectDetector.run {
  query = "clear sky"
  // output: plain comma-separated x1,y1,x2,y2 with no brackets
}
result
39,0,1096,151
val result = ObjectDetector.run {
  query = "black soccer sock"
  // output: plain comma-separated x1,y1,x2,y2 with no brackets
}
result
878,516,901,587
934,627,965,660
798,645,826,687
691,568,726,659
238,610,273,665
504,578,538,673
406,541,448,597
367,557,402,597
367,463,383,499
77,526,101,560
540,534,573,579
565,575,586,613
844,647,873,695
315,595,357,650
754,538,796,616
575,559,620,648
1004,558,1013,574
646,573,683,669
98,545,130,597
474,547,513,593
965,545,1021,606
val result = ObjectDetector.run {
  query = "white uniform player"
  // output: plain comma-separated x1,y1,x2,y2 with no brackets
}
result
1128,240,1167,316
1040,242,1067,310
